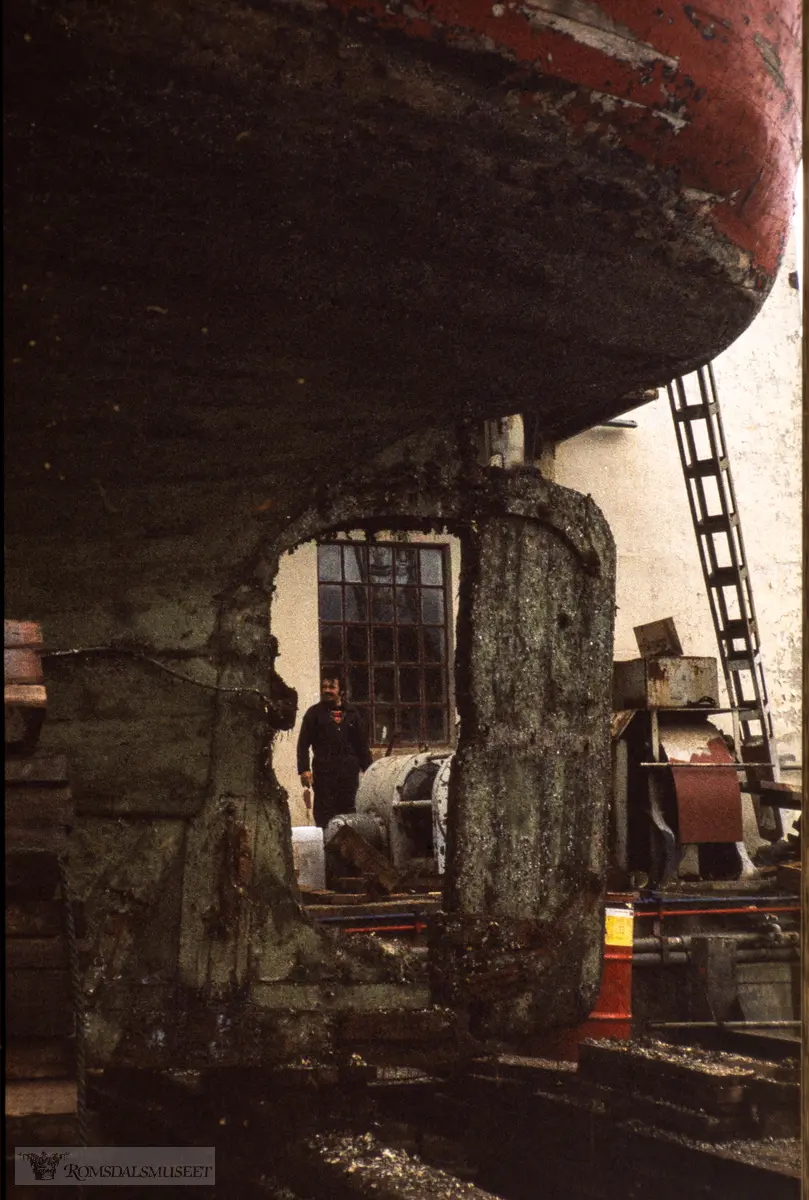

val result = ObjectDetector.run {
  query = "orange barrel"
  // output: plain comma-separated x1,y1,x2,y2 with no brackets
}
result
577,900,634,1044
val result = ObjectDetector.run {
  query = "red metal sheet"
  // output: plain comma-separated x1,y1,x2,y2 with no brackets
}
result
321,0,801,282
660,722,743,844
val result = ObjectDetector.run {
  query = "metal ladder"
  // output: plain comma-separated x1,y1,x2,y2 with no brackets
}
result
667,364,783,837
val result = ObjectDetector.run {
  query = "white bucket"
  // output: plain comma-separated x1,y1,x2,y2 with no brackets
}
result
291,826,326,890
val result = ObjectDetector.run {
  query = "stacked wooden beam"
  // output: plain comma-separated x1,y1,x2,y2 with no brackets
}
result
4,621,47,753
5,619,82,1144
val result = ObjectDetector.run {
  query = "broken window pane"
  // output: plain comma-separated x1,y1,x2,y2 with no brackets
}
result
319,584,342,621
318,544,342,582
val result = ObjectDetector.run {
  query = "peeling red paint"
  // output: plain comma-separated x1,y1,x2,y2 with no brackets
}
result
323,0,800,278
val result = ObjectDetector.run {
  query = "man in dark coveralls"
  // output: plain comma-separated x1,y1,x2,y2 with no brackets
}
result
297,674,373,829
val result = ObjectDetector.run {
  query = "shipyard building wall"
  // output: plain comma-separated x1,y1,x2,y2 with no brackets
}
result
553,233,803,778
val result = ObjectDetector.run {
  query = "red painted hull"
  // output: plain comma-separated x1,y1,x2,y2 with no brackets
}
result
323,0,800,281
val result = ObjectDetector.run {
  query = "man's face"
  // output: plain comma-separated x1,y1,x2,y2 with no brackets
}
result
320,678,341,707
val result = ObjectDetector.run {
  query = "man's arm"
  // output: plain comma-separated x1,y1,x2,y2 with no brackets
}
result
351,710,373,772
297,709,314,779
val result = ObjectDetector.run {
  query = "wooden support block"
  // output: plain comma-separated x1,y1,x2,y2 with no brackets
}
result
5,1080,77,1117
578,1040,753,1116
328,824,402,896
4,647,44,685
6,1039,74,1081
4,621,44,650
4,684,47,708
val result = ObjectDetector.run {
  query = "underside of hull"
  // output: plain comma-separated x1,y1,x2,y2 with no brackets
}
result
4,0,800,493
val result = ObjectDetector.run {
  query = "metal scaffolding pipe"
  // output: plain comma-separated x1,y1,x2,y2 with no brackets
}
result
633,947,798,965
633,932,798,952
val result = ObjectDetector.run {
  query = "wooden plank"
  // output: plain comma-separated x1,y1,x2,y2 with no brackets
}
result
6,970,74,1037
5,1080,77,1117
7,937,84,970
6,853,62,899
755,781,802,809
6,900,86,938
578,1040,754,1116
6,755,70,784
633,617,683,658
328,824,402,895
4,647,44,684
4,683,47,707
4,621,44,650
6,1039,73,1081
6,785,74,827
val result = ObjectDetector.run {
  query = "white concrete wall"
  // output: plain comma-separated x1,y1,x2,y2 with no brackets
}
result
271,532,462,825
553,232,802,775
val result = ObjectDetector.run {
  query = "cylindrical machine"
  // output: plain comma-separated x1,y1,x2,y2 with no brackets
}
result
356,752,452,869
432,755,454,876
323,810,387,853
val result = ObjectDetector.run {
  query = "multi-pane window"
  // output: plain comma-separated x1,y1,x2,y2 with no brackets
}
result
318,541,451,746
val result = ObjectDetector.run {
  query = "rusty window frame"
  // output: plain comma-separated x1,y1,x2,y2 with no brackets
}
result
317,540,451,747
